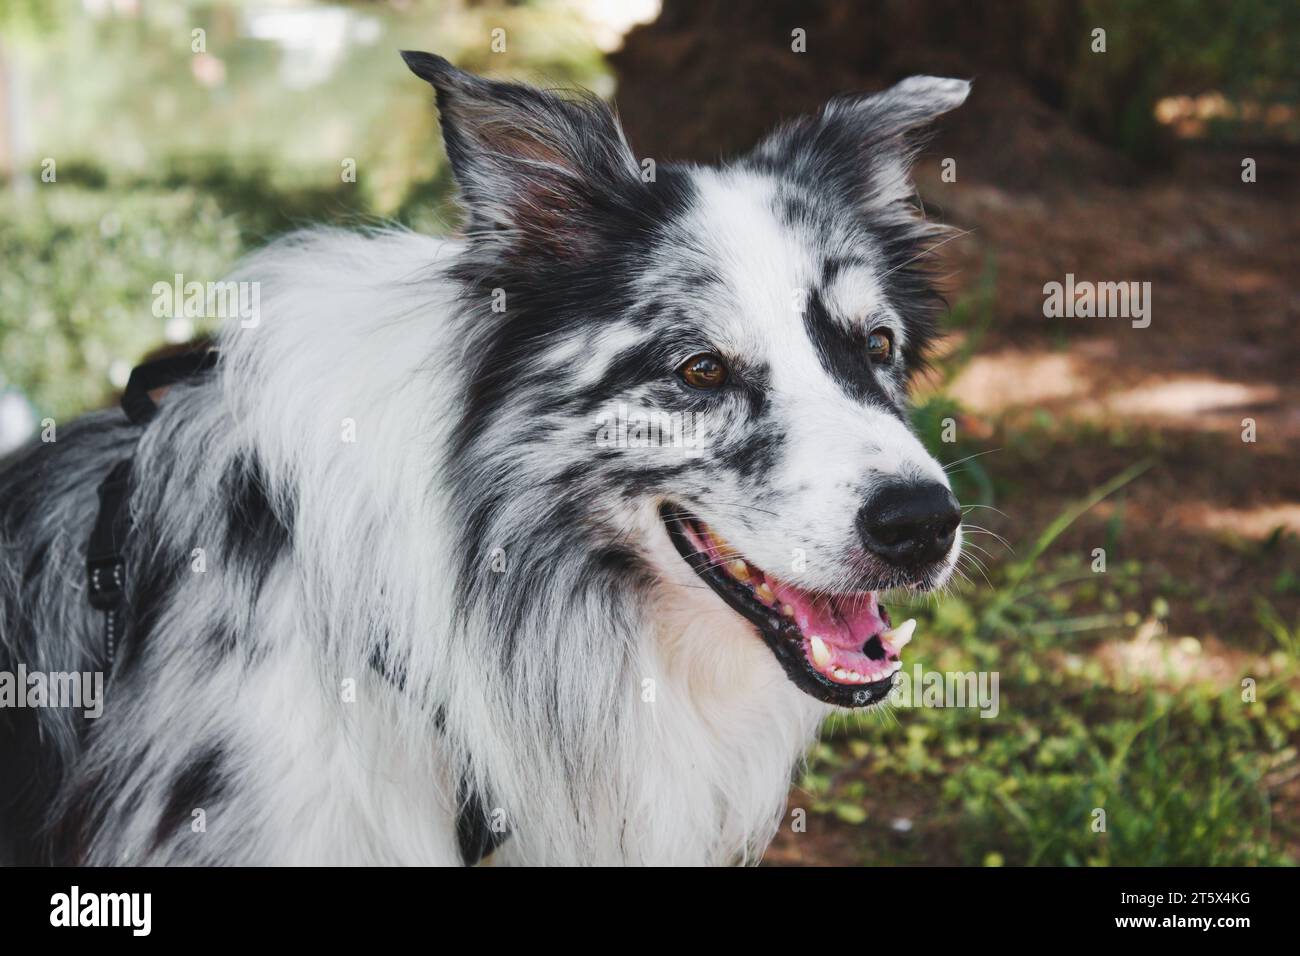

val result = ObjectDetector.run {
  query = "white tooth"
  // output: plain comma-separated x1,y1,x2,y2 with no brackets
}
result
887,618,916,649
781,604,795,618
809,636,832,669
833,668,848,680
848,671,863,683
755,582,775,605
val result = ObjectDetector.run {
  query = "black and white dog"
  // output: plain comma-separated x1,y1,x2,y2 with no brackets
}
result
0,53,968,865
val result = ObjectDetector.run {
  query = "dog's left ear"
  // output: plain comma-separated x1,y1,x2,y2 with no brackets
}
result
401,51,643,258
752,76,970,210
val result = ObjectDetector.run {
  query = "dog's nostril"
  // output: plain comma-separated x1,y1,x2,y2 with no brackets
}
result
857,480,961,567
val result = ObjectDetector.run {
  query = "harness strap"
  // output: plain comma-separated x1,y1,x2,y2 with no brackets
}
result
85,460,132,667
121,350,220,425
86,349,219,669
85,348,508,864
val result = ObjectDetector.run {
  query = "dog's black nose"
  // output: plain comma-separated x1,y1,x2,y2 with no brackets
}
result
857,480,961,568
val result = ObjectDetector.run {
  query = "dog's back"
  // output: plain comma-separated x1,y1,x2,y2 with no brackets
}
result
0,411,142,862
0,228,473,865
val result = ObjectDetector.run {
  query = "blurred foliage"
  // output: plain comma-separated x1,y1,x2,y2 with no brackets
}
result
0,0,610,419
1075,0,1300,160
1,184,242,417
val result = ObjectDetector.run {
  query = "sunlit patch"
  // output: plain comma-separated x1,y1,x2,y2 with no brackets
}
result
1154,91,1296,139
1106,377,1280,418
949,350,1087,412
1170,502,1300,539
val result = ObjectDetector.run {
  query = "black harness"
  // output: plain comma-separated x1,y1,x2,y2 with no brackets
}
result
86,351,219,666
85,351,508,864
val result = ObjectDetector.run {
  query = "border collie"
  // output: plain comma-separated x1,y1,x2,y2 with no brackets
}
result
0,53,968,865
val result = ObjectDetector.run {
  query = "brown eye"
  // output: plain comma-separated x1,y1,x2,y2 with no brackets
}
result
678,352,728,389
866,328,894,364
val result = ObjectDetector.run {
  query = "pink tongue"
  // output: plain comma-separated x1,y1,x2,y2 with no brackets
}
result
682,521,886,650
769,581,884,649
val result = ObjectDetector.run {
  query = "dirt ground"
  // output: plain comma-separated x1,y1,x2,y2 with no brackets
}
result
931,142,1300,643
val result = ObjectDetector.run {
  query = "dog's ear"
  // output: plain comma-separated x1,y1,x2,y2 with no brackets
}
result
752,76,970,210
401,51,642,257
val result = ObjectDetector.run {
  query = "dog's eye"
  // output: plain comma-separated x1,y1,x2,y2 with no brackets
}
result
866,328,894,365
678,353,728,389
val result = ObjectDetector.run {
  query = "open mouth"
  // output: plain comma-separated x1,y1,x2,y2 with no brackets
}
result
661,503,916,708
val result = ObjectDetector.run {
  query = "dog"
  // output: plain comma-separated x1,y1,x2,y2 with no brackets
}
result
0,52,968,865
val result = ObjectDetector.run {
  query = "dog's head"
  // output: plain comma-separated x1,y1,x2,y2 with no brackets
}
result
405,53,968,709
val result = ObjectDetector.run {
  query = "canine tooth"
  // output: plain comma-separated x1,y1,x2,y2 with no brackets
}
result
755,582,775,605
727,559,751,582
809,636,831,669
886,618,916,649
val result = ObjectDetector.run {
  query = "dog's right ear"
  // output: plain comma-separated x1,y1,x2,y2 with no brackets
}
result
401,51,642,258
751,75,971,213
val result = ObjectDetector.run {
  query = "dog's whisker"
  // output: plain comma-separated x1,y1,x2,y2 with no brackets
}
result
876,227,976,281
960,523,1014,553
942,447,1002,472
